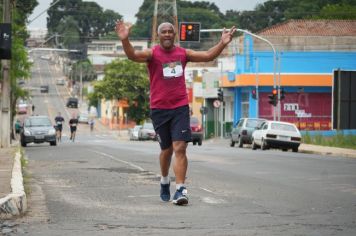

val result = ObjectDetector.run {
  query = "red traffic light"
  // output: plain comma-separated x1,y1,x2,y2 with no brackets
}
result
179,22,200,42
272,89,277,95
252,89,257,99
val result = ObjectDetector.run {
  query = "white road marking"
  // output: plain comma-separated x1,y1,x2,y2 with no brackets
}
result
200,187,214,193
90,150,145,172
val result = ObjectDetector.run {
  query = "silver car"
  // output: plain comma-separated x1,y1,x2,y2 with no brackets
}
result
230,118,266,148
21,115,57,147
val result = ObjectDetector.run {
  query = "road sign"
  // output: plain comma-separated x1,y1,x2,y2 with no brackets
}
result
213,99,221,108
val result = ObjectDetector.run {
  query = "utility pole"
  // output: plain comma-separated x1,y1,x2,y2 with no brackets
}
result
151,0,179,45
1,0,11,148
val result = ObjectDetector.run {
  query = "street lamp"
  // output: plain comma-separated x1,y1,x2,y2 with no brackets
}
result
200,28,279,120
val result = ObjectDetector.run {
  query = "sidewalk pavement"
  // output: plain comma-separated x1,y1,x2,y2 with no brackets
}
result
1,135,355,219
0,142,27,219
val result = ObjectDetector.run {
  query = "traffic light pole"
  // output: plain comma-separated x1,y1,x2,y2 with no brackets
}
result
201,28,278,120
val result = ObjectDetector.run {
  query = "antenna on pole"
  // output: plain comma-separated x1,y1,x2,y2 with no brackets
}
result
151,0,179,46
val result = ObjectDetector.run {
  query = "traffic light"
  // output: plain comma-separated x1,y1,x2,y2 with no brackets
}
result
252,89,257,100
217,88,224,101
179,22,200,42
280,88,285,100
268,89,278,106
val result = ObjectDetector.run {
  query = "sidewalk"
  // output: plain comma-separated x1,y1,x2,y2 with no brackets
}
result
0,143,27,219
1,137,355,219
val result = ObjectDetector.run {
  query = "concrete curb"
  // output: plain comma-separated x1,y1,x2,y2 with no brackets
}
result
0,151,27,219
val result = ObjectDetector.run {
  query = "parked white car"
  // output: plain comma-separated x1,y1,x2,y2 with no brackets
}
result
129,125,142,141
252,120,301,152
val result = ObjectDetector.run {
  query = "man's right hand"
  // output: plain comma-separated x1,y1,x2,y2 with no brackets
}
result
116,19,131,40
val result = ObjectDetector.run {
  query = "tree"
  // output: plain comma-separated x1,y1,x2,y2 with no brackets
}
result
92,59,150,123
131,0,225,39
47,0,122,44
317,3,356,19
0,1,36,141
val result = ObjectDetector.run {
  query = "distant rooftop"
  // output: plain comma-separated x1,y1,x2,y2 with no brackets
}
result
258,20,356,36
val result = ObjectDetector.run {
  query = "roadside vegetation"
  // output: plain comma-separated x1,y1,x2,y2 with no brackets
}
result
302,132,356,150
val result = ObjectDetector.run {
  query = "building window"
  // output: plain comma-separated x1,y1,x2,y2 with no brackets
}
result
241,92,249,118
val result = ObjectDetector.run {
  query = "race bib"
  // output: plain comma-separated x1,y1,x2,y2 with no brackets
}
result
71,123,77,127
56,121,62,125
162,61,183,79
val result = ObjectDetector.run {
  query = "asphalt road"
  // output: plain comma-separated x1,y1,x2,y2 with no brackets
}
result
5,51,356,235
9,135,356,236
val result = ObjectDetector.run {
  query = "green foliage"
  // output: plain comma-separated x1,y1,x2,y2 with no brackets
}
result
47,0,122,44
69,60,96,82
93,59,150,123
316,4,356,19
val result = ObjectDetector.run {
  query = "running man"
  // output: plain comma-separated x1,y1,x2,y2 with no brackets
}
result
69,113,79,142
54,112,65,142
116,20,236,205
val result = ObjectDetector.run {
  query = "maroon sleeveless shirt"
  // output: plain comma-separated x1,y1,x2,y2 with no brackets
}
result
147,45,188,109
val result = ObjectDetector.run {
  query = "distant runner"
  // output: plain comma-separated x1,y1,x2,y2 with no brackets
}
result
69,113,79,142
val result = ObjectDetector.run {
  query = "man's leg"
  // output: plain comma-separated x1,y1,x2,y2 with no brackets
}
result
159,146,173,201
172,140,189,205
172,141,188,184
160,146,173,177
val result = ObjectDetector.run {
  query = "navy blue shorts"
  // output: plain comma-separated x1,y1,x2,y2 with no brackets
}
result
150,105,192,150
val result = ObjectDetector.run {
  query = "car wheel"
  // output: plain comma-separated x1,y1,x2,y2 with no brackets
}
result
193,142,196,146
50,141,57,146
252,139,257,150
198,140,202,146
238,137,243,148
292,147,298,152
261,138,268,150
230,139,235,147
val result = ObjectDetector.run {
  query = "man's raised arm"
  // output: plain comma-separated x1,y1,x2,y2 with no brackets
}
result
187,26,236,62
115,20,151,63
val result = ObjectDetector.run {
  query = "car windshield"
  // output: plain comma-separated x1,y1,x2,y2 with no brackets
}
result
134,126,142,131
143,123,154,129
271,123,297,132
246,119,265,128
25,117,52,127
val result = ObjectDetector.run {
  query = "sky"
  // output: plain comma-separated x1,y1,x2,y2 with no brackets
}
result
28,0,267,29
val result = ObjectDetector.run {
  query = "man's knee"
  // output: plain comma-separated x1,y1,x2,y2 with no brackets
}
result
173,141,187,157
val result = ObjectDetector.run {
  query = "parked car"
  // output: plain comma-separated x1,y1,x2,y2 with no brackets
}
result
40,85,49,93
78,112,89,123
17,103,28,114
66,97,78,108
230,118,267,148
20,115,57,147
130,125,142,141
190,116,203,146
251,120,301,152
56,78,65,85
138,122,156,141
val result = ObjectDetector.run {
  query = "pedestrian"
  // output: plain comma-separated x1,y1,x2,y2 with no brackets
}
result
15,119,22,138
89,118,95,132
115,20,236,205
69,113,79,142
32,104,35,113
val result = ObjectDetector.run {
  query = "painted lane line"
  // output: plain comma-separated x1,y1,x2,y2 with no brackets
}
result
90,150,145,172
200,187,214,194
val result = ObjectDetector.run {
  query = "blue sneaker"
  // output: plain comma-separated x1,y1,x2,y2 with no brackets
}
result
172,187,188,205
160,182,170,202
